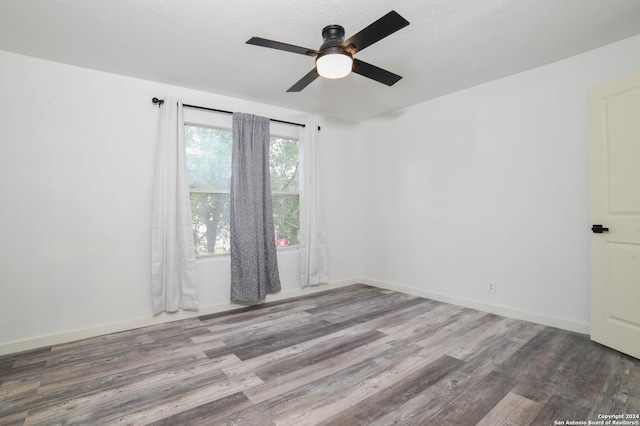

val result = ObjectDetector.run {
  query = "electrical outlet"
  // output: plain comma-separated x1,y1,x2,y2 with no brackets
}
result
488,280,496,294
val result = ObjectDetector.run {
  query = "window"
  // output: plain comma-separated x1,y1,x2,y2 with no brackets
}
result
270,137,300,249
185,123,300,257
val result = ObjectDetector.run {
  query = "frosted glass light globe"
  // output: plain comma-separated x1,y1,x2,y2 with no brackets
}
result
316,53,353,79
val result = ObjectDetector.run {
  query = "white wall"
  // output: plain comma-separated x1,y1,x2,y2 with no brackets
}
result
3,34,640,354
0,51,360,353
358,34,640,332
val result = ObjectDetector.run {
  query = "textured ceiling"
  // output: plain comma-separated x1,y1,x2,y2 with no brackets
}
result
1,0,640,122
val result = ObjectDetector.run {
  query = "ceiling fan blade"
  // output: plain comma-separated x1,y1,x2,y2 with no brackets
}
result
246,37,319,57
341,10,409,55
287,69,320,92
352,59,402,86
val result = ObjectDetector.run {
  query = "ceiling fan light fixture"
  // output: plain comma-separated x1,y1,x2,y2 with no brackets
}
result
316,52,353,79
247,11,409,91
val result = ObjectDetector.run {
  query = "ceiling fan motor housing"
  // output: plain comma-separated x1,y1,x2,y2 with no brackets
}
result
320,25,345,49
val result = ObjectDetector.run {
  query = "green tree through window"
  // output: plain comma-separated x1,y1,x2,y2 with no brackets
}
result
185,125,300,256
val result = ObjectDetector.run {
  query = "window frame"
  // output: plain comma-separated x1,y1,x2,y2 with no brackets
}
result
184,109,300,259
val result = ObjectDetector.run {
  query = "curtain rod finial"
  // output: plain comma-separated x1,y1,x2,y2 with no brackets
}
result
152,97,164,107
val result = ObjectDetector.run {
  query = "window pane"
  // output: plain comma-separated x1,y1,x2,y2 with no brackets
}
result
186,126,300,255
272,194,300,246
270,137,299,191
190,193,230,255
185,125,232,190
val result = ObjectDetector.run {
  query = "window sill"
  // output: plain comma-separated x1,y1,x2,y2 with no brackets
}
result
196,245,299,261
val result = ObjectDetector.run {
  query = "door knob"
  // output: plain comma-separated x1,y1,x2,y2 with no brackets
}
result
591,224,609,233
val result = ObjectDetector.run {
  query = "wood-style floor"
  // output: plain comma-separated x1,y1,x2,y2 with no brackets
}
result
1,284,639,425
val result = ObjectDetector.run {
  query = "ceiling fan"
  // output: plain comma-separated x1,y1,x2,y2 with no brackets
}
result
246,10,410,92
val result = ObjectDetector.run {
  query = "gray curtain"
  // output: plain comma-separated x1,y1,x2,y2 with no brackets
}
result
230,112,281,303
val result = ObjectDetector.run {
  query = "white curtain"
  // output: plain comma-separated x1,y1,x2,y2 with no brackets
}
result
299,123,328,287
151,97,199,314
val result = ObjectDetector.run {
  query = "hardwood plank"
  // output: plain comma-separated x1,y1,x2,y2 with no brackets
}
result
0,379,39,405
532,394,593,425
317,355,465,425
308,291,421,324
427,370,518,425
2,353,235,420
447,317,540,361
253,329,387,380
302,286,396,317
107,374,263,425
197,284,374,323
23,359,233,425
376,303,470,345
368,365,491,426
207,310,315,343
196,401,276,426
0,361,47,384
555,337,620,403
625,365,640,415
476,392,543,426
208,319,340,361
414,311,502,357
12,326,214,385
198,304,316,333
222,326,384,378
500,327,579,404
242,338,394,404
589,351,640,418
0,346,51,372
40,321,198,360
33,340,228,393
376,301,463,335
463,319,545,366
0,410,28,426
226,342,427,425
147,392,254,426
358,296,441,330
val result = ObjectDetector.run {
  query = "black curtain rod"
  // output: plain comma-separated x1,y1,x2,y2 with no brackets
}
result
152,98,320,131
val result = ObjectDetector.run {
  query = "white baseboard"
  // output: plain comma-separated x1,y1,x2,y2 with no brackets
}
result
0,279,358,356
360,278,591,335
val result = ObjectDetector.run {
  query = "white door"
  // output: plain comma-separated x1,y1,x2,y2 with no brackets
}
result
589,69,640,359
